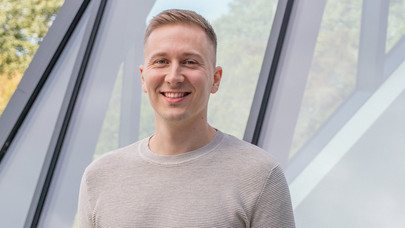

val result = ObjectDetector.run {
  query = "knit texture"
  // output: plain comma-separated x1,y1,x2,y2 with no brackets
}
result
77,131,295,228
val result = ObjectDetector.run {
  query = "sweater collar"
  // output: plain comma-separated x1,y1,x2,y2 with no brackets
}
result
139,130,225,165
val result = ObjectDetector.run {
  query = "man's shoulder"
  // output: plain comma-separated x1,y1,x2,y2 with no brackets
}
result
83,138,146,177
218,132,279,171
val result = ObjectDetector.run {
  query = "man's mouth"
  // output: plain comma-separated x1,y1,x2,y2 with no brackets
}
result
161,92,191,98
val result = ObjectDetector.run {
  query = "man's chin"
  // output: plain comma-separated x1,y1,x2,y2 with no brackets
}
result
159,112,188,122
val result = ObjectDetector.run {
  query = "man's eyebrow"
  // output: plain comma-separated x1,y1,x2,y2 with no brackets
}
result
148,52,205,60
182,52,204,60
146,52,167,64
148,52,167,60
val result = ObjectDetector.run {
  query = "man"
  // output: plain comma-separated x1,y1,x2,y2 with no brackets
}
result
78,9,295,227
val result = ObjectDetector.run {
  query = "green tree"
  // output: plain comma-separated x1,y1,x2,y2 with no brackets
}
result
291,0,405,156
290,0,362,156
209,0,277,138
0,0,63,115
387,0,405,51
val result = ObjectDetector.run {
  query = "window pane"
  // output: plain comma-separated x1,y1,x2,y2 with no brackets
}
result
290,0,361,157
0,6,90,227
259,0,405,227
38,0,278,227
386,0,405,52
0,0,64,116
38,2,153,227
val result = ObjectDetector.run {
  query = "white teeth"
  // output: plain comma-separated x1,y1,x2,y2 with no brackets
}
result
164,92,187,98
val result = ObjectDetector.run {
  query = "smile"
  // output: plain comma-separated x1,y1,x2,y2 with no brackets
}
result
161,92,190,98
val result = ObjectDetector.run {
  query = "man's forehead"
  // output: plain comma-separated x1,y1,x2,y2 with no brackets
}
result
146,51,205,60
145,24,209,46
143,23,216,64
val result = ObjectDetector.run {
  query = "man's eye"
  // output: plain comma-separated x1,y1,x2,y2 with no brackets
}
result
184,60,197,65
155,60,168,64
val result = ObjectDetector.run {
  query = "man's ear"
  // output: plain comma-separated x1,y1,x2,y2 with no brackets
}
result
211,66,222,94
140,65,147,93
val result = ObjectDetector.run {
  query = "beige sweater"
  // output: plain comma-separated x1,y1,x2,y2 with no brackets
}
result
78,131,295,227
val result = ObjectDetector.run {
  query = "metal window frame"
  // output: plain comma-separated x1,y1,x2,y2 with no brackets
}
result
34,1,156,225
0,0,90,163
244,0,295,144
245,0,400,175
258,0,328,167
356,0,389,91
285,0,392,182
245,0,398,182
24,0,108,227
384,27,405,79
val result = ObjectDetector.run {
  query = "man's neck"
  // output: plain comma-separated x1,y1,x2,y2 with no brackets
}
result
149,117,217,156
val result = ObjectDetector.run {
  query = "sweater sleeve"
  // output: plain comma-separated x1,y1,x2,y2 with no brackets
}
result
77,171,94,228
251,165,296,228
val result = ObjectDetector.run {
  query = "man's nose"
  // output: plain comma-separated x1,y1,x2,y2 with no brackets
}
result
165,62,184,84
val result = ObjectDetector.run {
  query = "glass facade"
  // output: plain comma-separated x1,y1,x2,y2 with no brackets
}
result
258,0,405,227
0,4,90,227
0,0,404,227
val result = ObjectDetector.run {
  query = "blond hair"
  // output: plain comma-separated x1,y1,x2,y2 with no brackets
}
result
144,9,217,53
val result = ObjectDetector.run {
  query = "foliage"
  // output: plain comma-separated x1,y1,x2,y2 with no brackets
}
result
0,72,21,114
93,64,123,159
387,0,405,51
0,0,63,115
209,0,277,138
139,92,155,139
290,0,405,156
290,0,362,156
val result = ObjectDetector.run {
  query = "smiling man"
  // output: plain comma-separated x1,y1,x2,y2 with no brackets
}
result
140,21,221,155
78,9,295,228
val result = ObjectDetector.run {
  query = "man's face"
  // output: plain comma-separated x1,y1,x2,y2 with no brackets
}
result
140,24,222,123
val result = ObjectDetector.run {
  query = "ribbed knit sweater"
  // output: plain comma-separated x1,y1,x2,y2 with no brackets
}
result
77,131,295,227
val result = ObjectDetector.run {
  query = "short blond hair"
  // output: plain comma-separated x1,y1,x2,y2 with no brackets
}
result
144,9,217,53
